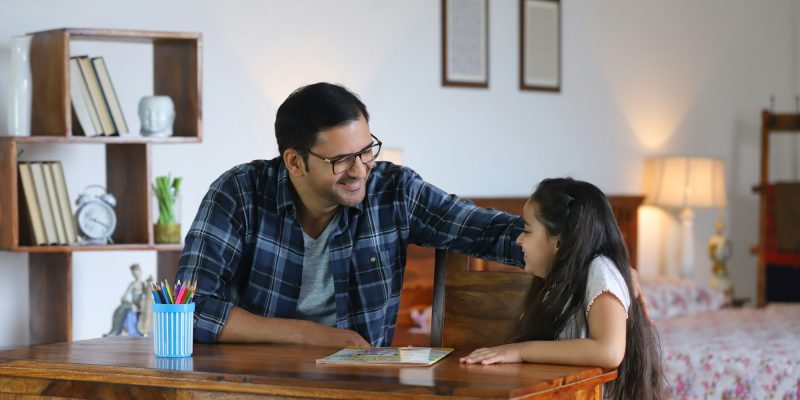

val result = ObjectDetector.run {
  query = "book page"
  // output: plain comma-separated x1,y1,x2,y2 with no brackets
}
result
316,347,453,367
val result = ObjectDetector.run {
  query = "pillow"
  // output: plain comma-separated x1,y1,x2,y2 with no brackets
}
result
641,277,731,320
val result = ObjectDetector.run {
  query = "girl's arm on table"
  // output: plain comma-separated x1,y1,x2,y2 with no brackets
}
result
460,293,627,369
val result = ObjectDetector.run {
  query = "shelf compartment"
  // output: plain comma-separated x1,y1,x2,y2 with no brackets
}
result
107,143,150,244
28,28,202,139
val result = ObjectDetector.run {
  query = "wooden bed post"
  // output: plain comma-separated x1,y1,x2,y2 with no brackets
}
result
753,110,800,306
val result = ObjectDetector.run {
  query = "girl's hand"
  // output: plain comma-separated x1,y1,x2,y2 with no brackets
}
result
459,344,523,365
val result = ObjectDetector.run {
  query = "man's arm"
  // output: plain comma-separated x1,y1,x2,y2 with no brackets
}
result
218,306,369,347
399,169,524,266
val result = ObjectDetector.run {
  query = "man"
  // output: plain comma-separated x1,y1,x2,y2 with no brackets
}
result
177,82,643,347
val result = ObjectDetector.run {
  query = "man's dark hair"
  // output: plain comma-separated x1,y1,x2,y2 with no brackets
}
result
275,82,369,163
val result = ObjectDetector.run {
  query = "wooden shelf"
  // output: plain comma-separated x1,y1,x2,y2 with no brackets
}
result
1,136,200,144
0,27,202,346
43,28,201,41
11,243,184,253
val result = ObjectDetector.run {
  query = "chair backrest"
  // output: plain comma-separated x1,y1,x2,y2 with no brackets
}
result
430,249,543,348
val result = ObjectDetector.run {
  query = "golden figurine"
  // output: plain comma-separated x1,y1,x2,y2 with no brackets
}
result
708,218,734,298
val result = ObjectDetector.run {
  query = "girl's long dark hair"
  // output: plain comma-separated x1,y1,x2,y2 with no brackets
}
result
508,178,665,400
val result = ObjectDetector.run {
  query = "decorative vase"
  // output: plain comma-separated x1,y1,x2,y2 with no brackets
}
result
6,35,33,136
154,223,181,244
153,193,182,243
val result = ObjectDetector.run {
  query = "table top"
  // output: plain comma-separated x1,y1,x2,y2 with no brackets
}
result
0,337,616,399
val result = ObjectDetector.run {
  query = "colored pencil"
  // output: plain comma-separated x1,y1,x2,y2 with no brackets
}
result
163,279,174,303
188,279,197,303
176,285,187,304
161,282,172,304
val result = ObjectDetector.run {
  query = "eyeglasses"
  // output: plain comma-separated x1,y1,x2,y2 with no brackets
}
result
304,134,383,175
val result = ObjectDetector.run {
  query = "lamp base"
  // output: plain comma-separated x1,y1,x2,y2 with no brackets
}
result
680,207,695,279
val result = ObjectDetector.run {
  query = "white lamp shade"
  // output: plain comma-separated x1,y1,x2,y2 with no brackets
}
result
377,148,404,165
644,156,727,209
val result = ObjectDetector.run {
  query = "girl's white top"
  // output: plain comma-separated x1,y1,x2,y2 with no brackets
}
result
558,256,631,340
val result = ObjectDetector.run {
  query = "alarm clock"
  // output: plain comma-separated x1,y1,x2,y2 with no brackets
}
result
75,185,117,245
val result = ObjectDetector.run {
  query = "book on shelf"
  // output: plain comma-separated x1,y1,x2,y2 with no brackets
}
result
316,347,453,367
91,57,129,135
17,162,77,246
17,163,47,246
75,55,116,135
69,57,101,136
28,163,58,244
42,164,67,244
50,162,78,244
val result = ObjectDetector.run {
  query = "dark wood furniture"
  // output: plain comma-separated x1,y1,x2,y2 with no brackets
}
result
752,110,800,306
393,196,644,347
0,336,617,399
431,250,534,349
0,28,202,345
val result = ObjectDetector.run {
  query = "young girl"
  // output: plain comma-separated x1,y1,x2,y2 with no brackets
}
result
460,178,665,400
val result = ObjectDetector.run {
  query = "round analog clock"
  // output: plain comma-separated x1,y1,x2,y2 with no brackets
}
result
75,185,117,245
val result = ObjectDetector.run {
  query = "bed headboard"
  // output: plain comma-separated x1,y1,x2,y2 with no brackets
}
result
464,195,644,271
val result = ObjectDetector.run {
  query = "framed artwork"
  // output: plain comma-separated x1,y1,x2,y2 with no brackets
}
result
520,0,561,92
442,0,489,88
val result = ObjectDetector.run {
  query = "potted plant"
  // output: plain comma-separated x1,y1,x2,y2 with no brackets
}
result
153,174,182,243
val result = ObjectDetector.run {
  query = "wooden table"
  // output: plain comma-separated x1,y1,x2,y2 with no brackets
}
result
0,337,616,399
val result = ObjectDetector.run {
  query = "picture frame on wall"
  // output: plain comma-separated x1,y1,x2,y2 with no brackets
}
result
520,0,561,92
442,0,489,88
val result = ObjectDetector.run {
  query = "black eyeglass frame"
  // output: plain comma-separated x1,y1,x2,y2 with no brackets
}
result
304,134,383,175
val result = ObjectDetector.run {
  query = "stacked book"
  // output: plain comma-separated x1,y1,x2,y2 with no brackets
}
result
69,55,129,136
18,161,77,245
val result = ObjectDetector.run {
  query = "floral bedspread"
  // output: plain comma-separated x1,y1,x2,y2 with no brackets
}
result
657,304,800,399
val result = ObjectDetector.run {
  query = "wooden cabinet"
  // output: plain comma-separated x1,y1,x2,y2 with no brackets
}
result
0,28,202,345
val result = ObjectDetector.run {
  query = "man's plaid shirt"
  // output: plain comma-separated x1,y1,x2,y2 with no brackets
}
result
177,158,523,346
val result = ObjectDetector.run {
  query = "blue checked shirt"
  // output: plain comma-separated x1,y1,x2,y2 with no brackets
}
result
177,158,524,346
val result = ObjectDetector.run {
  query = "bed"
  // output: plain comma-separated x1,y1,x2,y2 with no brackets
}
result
643,278,800,399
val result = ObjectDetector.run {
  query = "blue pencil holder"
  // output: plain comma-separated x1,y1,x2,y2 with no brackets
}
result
153,303,194,358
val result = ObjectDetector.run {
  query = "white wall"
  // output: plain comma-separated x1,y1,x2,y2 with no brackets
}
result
0,0,797,348
796,0,800,93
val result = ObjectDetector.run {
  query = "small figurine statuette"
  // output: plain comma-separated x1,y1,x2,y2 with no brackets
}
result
138,95,175,137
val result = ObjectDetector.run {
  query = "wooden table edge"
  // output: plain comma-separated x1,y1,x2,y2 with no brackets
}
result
0,359,467,399
511,369,618,399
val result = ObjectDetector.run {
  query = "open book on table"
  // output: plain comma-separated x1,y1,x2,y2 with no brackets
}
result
316,346,454,367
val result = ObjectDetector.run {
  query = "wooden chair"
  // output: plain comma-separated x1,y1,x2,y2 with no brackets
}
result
430,249,541,348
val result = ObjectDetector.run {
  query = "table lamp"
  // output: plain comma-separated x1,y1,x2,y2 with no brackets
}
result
377,148,404,165
644,157,728,282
